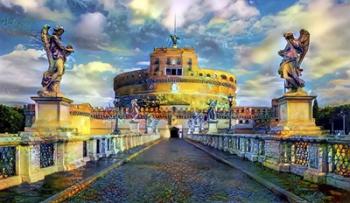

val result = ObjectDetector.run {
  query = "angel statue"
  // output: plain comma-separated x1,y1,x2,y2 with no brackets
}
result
38,25,74,97
207,100,217,121
278,29,310,93
130,99,140,121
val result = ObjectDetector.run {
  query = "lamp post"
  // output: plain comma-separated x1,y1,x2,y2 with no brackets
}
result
228,95,233,132
113,96,121,135
339,111,346,135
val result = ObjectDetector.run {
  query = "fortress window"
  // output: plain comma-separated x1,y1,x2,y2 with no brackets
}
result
187,58,192,65
166,68,183,76
153,58,159,65
177,58,181,65
154,66,159,72
221,75,227,80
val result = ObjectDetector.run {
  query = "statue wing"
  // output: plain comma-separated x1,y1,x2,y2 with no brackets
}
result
297,29,310,67
41,25,54,69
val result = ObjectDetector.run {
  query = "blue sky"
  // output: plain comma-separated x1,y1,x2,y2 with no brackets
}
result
0,0,349,107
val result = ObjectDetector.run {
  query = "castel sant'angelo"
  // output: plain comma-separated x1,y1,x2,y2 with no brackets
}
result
114,33,237,110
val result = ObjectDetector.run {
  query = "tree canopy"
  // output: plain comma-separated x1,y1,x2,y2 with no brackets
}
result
0,104,25,134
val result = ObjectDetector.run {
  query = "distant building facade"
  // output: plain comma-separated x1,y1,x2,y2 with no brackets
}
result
114,47,237,110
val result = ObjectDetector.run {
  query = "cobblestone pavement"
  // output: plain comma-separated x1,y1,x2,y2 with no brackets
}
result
68,139,287,203
0,145,149,203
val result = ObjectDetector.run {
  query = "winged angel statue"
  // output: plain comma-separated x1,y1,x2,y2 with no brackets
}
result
278,29,310,93
38,25,74,97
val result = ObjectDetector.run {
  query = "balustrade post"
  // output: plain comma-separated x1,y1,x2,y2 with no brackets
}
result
304,142,328,184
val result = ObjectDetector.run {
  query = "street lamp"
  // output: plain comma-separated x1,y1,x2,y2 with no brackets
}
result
113,96,121,135
338,111,346,135
228,95,233,132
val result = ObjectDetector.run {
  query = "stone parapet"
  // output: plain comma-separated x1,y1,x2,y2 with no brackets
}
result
185,133,350,191
0,132,160,191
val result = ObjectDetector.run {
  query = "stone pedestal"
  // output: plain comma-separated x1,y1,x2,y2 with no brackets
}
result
129,120,140,133
272,92,323,137
30,96,73,131
207,120,218,134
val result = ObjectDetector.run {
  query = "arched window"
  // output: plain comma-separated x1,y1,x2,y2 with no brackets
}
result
199,73,203,77
229,77,234,82
221,75,227,80
206,74,211,77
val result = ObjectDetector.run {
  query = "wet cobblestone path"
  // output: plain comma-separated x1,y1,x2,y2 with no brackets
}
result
68,139,287,203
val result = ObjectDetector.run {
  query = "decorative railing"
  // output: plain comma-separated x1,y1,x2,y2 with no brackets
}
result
0,146,16,179
40,143,55,168
185,133,350,181
329,143,350,177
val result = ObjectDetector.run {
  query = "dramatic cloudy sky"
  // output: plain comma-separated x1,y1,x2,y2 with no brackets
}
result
0,0,349,107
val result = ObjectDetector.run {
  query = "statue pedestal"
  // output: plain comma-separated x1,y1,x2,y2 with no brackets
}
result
129,120,140,133
30,96,73,131
208,120,218,134
271,92,323,137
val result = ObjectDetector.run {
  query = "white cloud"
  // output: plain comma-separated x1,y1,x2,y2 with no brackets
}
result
136,61,150,66
0,45,120,106
74,12,109,50
0,0,73,21
129,0,259,34
63,61,120,106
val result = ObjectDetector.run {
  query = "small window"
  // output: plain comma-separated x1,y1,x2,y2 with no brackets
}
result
154,66,159,72
83,141,87,157
96,139,100,154
199,73,203,76
229,77,234,82
221,75,227,80
172,69,177,75
187,58,192,65
177,58,181,65
177,69,182,75
153,58,159,65
206,74,211,77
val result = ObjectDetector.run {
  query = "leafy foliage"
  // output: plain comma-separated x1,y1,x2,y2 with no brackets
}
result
315,104,350,133
0,104,25,133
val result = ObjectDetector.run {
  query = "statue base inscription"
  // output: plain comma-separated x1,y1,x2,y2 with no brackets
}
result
271,91,323,137
30,96,73,131
207,120,218,134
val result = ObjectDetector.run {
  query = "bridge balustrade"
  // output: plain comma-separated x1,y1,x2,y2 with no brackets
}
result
185,133,350,190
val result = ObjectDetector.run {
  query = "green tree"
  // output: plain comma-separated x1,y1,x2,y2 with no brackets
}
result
315,104,350,134
0,104,25,133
